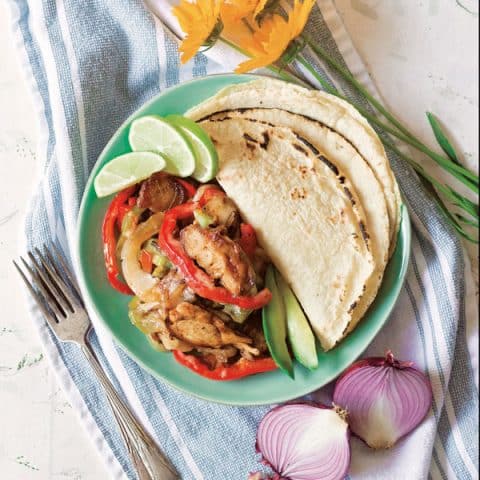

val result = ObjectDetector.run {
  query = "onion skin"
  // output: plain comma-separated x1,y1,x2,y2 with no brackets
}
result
255,402,350,480
333,350,433,449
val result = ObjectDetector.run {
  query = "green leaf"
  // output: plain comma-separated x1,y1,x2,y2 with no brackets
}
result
427,112,461,165
432,191,479,243
448,186,479,218
456,213,480,228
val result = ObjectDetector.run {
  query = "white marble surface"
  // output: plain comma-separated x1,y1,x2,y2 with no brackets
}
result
0,1,477,479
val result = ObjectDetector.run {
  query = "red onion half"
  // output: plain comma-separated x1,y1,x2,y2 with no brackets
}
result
256,403,351,480
333,350,433,449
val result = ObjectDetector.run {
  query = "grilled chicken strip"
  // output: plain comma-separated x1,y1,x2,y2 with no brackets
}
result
180,224,256,296
154,268,196,311
203,194,239,230
166,302,253,348
129,301,193,352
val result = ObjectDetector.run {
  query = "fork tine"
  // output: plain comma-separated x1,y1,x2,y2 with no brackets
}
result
33,248,76,312
27,251,72,315
43,247,73,298
48,243,83,305
21,256,66,319
13,260,60,334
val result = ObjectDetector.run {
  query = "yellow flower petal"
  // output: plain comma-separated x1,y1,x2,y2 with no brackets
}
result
290,0,315,38
253,0,270,18
234,0,315,73
172,0,223,64
220,0,258,24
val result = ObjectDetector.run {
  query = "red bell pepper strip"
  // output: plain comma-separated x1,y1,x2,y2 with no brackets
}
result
173,351,277,380
102,186,136,295
199,187,224,206
139,250,153,274
239,223,257,258
158,202,272,309
176,178,197,198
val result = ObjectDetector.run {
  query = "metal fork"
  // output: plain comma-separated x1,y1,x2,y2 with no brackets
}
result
14,245,180,480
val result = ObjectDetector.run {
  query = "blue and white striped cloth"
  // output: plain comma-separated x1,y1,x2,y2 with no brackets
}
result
8,0,478,478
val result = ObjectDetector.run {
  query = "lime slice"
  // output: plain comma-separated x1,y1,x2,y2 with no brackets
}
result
128,115,196,177
94,151,166,198
166,115,219,182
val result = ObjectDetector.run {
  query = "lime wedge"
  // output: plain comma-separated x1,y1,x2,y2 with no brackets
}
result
166,115,219,182
94,151,166,198
128,115,196,177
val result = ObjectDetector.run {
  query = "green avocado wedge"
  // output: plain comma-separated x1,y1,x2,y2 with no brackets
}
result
276,272,318,370
262,265,294,378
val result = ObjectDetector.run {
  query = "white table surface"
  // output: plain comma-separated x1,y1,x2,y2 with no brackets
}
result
0,1,478,479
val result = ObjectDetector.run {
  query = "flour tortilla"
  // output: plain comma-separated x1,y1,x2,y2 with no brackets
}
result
187,77,401,255
200,117,375,350
205,108,390,334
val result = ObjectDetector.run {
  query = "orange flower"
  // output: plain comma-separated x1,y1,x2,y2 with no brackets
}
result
173,0,223,64
235,0,315,74
220,0,270,25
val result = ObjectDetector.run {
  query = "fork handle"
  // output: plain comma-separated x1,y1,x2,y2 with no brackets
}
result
81,344,180,480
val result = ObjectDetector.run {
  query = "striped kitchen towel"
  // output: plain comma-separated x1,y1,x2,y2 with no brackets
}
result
8,0,478,478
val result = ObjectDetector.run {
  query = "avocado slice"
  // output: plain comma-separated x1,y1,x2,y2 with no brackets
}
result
262,265,294,378
276,272,318,370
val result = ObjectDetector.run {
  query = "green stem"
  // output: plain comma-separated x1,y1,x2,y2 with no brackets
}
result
383,137,478,226
297,53,478,194
302,34,479,186
296,56,337,94
357,108,479,194
385,143,478,242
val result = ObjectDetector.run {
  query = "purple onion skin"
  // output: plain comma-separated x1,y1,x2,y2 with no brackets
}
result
333,350,433,449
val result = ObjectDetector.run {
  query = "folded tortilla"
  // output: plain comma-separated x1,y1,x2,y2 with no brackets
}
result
197,117,375,350
187,78,401,349
204,108,390,336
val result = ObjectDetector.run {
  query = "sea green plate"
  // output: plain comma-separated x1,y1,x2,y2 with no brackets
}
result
76,74,411,406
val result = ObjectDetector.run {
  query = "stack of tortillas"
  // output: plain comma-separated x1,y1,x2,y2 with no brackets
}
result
186,78,401,351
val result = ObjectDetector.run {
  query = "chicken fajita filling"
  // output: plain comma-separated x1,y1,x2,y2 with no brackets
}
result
102,173,275,379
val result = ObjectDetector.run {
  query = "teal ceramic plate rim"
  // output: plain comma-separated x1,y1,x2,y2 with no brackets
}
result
76,73,411,406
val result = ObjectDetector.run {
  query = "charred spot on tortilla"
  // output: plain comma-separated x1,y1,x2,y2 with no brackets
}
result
299,165,309,179
295,134,320,156
243,133,259,152
208,114,232,123
293,144,308,156
343,186,356,206
348,299,361,315
339,176,346,184
243,133,257,144
318,155,340,176
290,187,307,200
359,221,370,243
260,131,270,150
